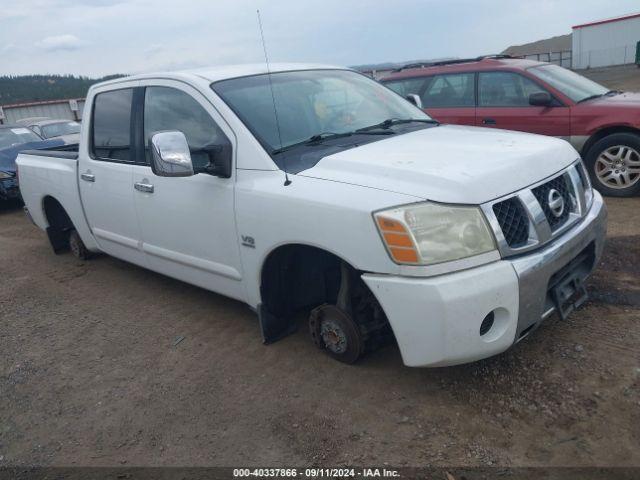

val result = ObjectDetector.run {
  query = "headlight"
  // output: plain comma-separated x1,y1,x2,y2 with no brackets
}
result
374,202,496,265
0,171,13,179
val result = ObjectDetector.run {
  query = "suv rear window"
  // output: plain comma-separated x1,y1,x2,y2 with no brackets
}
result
385,78,428,98
422,73,475,107
385,73,475,108
92,88,133,161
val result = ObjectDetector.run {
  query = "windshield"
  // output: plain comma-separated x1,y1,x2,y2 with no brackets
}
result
528,64,609,103
212,69,432,153
0,127,42,149
41,121,80,139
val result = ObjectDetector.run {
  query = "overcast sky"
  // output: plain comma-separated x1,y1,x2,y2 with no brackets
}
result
1,0,639,77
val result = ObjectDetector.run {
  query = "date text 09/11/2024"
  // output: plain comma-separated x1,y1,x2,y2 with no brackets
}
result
232,468,400,477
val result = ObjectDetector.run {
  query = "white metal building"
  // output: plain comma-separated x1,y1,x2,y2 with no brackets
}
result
572,12,640,69
0,98,85,125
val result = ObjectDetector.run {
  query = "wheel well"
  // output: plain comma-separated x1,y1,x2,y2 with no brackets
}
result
258,244,390,346
42,196,74,253
43,196,73,230
582,126,640,157
260,244,343,321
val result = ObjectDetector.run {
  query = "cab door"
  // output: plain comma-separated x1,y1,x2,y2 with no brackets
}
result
475,71,570,136
78,84,147,267
131,81,244,301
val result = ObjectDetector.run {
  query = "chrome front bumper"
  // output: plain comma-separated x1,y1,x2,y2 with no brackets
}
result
362,191,607,368
509,191,607,340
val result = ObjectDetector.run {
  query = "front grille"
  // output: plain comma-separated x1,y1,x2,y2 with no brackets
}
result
492,197,529,248
482,162,590,258
531,174,573,230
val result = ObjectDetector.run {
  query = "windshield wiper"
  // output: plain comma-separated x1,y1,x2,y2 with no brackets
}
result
355,118,438,133
576,94,603,104
271,130,394,155
576,90,622,103
576,90,620,104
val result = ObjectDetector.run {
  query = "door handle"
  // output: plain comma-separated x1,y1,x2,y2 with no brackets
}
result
482,118,497,125
81,173,95,182
134,182,154,193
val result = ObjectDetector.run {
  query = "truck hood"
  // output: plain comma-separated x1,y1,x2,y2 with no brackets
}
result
300,125,578,204
0,139,65,173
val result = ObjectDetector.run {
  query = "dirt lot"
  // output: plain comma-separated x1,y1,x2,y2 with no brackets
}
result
0,193,639,469
579,64,640,91
2,65,640,473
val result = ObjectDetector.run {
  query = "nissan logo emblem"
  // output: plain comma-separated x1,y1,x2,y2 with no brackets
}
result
547,189,565,218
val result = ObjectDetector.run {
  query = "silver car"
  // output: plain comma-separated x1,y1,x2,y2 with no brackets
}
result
26,119,81,144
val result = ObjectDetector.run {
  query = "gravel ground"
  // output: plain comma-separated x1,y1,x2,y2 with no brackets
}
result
0,195,639,468
1,64,640,470
579,64,640,91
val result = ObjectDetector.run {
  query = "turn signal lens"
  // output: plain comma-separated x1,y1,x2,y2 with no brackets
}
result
376,217,405,232
383,232,414,247
389,246,419,263
375,216,420,264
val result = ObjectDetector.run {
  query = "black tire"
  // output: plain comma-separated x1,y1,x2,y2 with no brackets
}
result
584,133,640,197
68,229,91,260
309,304,364,364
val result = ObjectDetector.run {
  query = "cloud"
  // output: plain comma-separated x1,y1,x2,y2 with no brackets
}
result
35,34,83,51
144,43,164,56
4,0,640,77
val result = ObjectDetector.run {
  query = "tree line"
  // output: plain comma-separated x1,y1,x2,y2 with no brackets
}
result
0,74,125,105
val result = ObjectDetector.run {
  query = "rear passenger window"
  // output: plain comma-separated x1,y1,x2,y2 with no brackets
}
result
92,89,133,161
143,87,230,169
478,72,547,107
384,78,428,98
422,73,475,107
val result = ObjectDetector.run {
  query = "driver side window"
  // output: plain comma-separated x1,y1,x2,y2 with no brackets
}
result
478,72,548,107
143,86,230,169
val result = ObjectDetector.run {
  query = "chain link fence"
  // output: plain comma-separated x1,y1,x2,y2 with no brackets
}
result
573,43,639,69
522,51,573,68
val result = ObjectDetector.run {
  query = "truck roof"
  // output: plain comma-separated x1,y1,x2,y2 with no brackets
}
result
94,63,347,88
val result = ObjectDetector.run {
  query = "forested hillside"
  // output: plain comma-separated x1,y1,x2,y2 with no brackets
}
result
0,74,125,105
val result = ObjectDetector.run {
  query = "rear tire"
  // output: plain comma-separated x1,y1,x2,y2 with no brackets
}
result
584,133,640,197
69,230,91,260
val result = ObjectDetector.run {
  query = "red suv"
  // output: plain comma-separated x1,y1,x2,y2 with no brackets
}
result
381,56,640,197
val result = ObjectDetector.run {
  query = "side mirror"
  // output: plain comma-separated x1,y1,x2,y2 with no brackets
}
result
405,94,423,109
150,131,194,177
529,92,552,107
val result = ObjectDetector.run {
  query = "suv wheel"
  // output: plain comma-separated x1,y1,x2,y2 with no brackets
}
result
585,133,640,197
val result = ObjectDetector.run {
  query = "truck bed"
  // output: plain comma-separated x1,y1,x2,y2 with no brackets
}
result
21,142,79,160
16,147,98,253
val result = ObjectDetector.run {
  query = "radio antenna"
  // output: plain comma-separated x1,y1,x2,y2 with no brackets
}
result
257,9,291,186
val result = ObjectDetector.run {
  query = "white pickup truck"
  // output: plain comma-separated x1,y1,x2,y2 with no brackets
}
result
17,64,607,367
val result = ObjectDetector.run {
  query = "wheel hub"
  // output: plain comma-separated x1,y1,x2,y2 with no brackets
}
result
308,304,364,364
319,318,348,354
595,145,640,189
